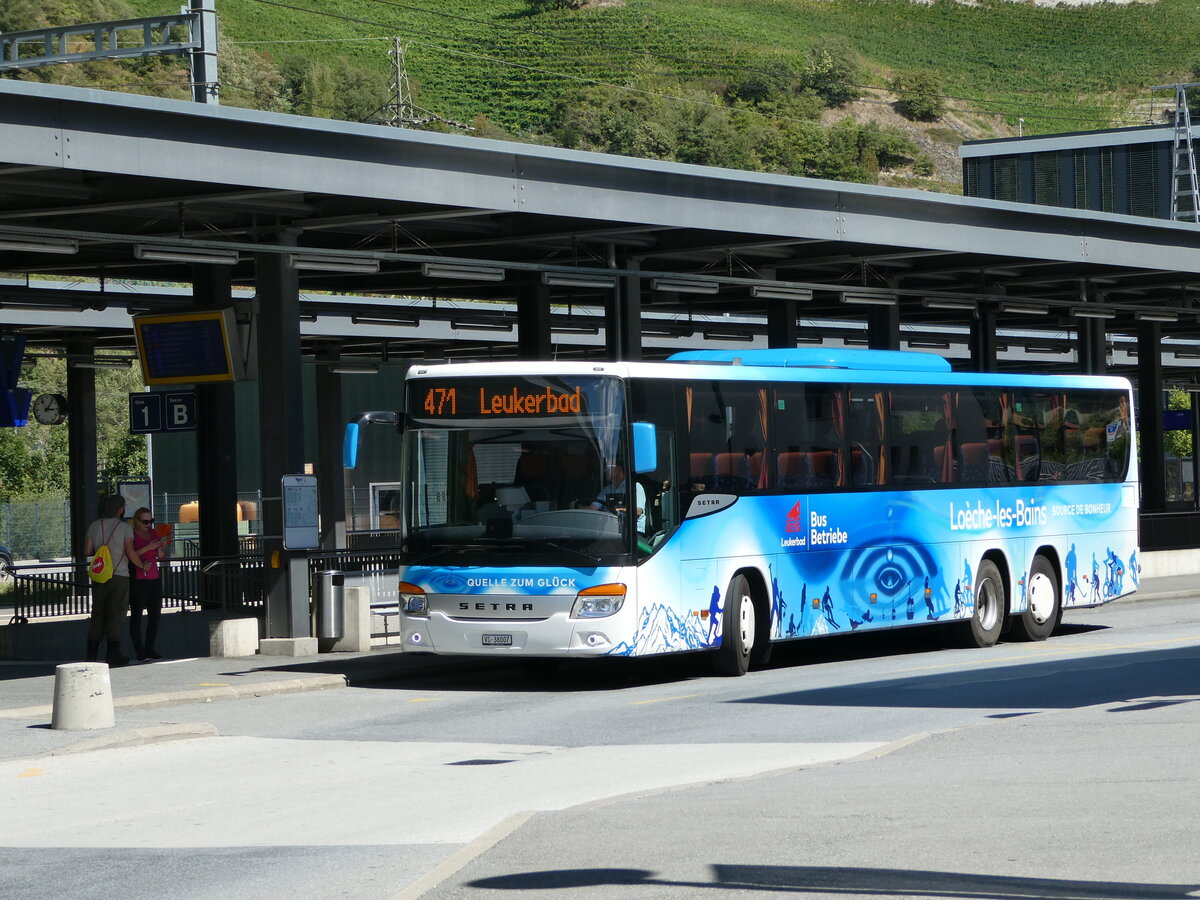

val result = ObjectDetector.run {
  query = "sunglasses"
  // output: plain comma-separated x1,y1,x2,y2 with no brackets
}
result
138,518,155,525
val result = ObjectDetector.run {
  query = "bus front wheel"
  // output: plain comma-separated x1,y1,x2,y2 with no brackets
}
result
963,559,1005,648
713,574,755,677
1014,555,1060,641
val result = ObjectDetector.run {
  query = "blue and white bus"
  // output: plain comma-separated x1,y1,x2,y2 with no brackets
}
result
388,348,1137,675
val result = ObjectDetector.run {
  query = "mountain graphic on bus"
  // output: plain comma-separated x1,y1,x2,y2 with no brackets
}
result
610,601,715,656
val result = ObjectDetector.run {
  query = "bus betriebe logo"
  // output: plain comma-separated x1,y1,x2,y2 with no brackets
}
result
785,501,804,533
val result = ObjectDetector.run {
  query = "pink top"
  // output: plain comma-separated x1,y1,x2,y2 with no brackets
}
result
132,529,160,581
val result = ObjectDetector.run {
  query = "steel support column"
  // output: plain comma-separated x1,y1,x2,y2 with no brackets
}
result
314,353,347,550
867,302,900,351
970,305,999,372
66,343,97,563
766,301,798,349
516,273,553,361
255,243,309,639
194,265,240,559
1138,321,1166,511
1077,317,1108,375
605,251,641,361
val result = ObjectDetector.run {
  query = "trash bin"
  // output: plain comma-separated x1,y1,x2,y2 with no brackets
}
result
315,570,344,641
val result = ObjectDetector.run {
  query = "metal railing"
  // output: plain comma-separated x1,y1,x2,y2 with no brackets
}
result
5,553,267,625
4,542,404,625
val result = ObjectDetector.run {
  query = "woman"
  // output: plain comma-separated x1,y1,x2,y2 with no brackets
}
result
129,507,168,661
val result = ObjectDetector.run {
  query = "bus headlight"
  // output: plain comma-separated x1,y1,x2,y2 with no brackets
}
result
399,581,428,617
571,583,626,618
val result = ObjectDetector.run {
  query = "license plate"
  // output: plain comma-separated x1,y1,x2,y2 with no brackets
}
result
482,634,512,646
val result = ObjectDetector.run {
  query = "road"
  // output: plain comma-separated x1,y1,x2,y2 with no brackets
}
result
2,597,1198,900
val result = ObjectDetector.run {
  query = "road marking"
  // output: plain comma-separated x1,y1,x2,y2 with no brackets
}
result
390,811,535,900
17,768,43,779
630,693,700,705
407,698,438,703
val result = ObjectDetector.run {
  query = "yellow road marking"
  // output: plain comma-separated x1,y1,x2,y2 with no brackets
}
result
17,768,43,778
630,693,700,706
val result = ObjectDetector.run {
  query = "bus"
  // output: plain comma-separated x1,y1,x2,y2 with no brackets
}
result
384,348,1137,675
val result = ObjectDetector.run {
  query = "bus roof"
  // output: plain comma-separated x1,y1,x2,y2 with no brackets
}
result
665,348,952,372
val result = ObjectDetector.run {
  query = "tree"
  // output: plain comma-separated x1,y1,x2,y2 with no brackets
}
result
731,56,800,105
801,38,859,108
892,69,946,121
1164,388,1193,459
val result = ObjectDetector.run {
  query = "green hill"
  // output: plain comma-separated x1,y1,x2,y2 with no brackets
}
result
14,0,1200,189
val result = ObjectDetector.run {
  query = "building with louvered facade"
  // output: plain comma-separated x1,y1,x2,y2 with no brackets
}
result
961,125,1177,219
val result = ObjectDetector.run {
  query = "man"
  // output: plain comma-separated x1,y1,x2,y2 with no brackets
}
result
593,463,646,533
83,495,143,667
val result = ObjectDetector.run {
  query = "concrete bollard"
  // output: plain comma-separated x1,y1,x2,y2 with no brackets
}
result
50,662,115,731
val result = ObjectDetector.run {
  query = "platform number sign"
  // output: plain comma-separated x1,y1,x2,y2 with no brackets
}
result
129,391,197,434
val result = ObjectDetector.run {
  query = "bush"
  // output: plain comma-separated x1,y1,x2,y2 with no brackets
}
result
892,69,946,122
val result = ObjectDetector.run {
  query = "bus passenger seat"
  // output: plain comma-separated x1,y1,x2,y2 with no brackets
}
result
712,452,751,492
777,452,807,489
959,442,989,483
689,452,713,486
807,450,837,487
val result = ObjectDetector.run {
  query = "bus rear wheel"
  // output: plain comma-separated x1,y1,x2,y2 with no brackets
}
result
713,574,755,677
1014,555,1060,641
962,559,1005,648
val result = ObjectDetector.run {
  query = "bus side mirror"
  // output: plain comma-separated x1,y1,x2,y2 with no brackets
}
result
343,422,360,469
343,410,400,469
632,421,657,474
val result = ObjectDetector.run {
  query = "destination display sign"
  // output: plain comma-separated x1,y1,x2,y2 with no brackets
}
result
410,376,606,422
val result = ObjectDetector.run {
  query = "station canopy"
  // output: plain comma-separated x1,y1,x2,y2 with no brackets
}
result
4,80,1200,372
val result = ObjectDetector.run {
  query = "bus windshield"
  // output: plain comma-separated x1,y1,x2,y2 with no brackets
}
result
402,374,634,564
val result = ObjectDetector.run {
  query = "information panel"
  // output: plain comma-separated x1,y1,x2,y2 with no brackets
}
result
133,309,243,386
282,474,319,550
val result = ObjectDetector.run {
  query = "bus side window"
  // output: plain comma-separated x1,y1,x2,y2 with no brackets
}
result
848,388,886,486
772,384,842,491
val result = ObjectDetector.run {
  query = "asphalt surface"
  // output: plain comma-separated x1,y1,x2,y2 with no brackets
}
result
0,573,1194,761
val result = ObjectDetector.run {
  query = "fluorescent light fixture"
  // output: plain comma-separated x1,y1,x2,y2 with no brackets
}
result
330,362,380,374
843,338,869,346
907,340,951,350
288,254,380,274
1070,306,1115,319
422,263,506,282
842,293,897,307
351,315,419,327
651,278,720,295
552,324,602,335
701,329,754,342
922,298,976,311
1135,311,1179,323
134,245,239,266
450,318,513,332
1024,344,1063,354
751,284,813,301
542,271,617,289
643,327,694,338
69,358,134,369
0,236,80,255
1001,302,1049,316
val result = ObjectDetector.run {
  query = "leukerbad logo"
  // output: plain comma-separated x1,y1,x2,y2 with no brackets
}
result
785,501,804,533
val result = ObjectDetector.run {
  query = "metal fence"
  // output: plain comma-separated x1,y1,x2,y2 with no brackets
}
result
4,542,404,625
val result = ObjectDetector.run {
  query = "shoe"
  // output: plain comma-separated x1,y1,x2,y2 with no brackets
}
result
145,650,163,660
137,654,149,662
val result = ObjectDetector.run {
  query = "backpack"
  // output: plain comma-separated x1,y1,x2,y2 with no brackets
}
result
88,521,117,583
88,545,114,583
